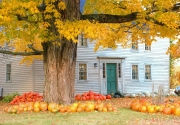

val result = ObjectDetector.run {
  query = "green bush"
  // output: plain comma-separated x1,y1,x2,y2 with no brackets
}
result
2,92,20,103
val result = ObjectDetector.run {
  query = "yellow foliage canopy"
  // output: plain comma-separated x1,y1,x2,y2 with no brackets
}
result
0,0,180,64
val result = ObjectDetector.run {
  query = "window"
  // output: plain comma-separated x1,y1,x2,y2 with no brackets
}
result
132,65,138,80
131,42,138,50
131,36,138,50
79,63,87,80
145,65,151,80
145,44,151,51
78,34,87,47
118,63,121,78
103,63,105,78
6,64,11,82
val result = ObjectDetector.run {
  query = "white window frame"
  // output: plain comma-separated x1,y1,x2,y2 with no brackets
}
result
78,62,88,81
131,40,139,52
6,63,12,82
131,64,139,81
144,64,152,81
78,34,88,47
145,43,151,51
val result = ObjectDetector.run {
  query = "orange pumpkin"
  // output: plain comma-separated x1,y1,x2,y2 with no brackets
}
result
59,107,66,113
154,105,160,112
130,102,139,110
163,107,172,115
70,106,77,112
132,103,141,111
34,102,40,109
139,105,147,112
147,106,155,113
76,107,83,112
102,107,108,112
107,106,113,112
27,106,34,112
85,107,91,112
34,107,40,112
48,103,57,112
174,107,180,116
18,106,24,113
40,102,48,111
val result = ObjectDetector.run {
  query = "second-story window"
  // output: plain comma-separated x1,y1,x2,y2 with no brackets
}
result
131,35,138,51
79,34,87,47
145,44,151,51
131,41,138,50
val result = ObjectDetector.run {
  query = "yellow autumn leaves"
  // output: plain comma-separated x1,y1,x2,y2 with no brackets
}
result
0,0,180,62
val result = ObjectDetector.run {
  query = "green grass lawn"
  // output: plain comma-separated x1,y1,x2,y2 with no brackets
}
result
0,108,180,125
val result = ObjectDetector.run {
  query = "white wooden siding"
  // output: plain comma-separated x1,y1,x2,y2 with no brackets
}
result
75,37,170,94
34,60,44,93
0,37,170,96
0,55,33,95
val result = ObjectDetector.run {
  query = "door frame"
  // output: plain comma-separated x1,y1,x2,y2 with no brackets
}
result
97,56,126,95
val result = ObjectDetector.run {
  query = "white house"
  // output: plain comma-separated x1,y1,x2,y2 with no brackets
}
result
0,36,170,96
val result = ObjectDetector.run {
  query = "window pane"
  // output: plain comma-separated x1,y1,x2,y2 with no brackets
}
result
145,65,151,80
6,64,11,82
132,65,138,80
145,44,151,50
118,63,121,78
132,42,138,50
6,64,11,72
6,73,11,81
79,64,86,72
79,34,87,47
79,64,87,80
103,63,105,78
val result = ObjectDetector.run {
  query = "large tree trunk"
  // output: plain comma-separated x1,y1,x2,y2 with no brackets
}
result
42,41,77,105
42,0,80,105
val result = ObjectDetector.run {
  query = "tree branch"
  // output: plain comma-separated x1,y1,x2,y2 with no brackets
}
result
16,14,39,24
80,3,180,26
27,44,42,53
0,49,43,56
172,3,180,11
81,12,138,23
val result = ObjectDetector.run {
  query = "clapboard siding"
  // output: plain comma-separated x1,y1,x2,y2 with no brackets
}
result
34,60,44,93
0,37,170,96
75,37,170,94
0,55,33,96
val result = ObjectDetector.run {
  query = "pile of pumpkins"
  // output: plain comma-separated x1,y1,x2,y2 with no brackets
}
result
130,99,180,116
3,100,117,114
75,90,112,101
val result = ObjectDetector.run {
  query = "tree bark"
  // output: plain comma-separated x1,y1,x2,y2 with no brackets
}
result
42,0,79,105
42,41,77,105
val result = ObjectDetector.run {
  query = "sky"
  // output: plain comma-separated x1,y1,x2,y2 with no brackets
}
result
80,0,86,13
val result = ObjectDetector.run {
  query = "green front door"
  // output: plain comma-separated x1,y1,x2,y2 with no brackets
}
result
107,63,117,94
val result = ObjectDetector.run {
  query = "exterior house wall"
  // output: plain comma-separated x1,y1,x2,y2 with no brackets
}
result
0,37,170,96
75,37,170,95
0,55,34,95
34,60,44,93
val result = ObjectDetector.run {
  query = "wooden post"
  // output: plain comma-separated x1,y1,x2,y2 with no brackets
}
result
152,83,155,104
157,85,165,104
